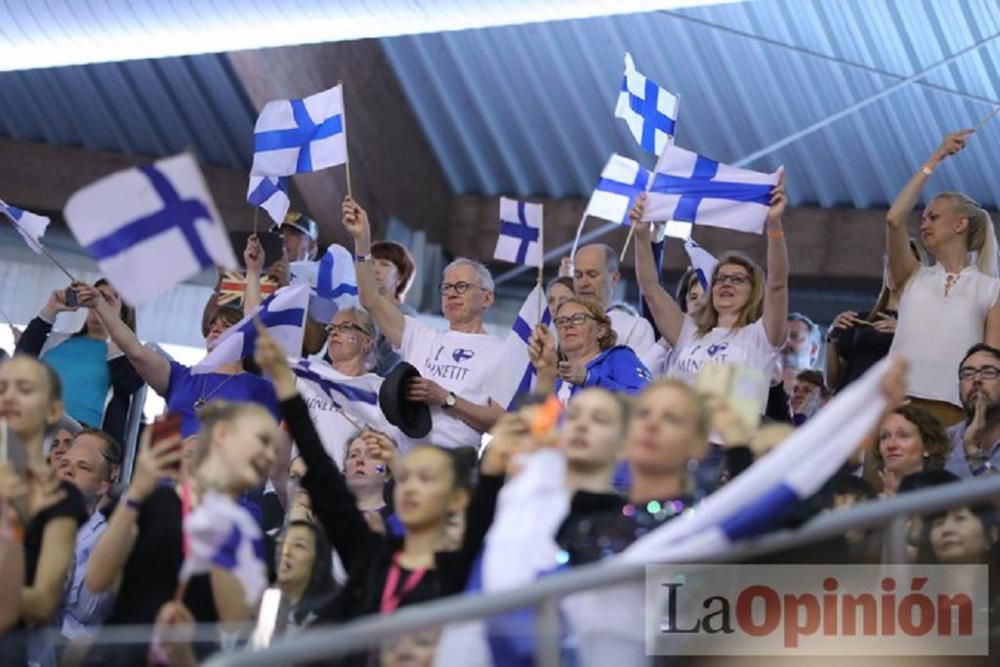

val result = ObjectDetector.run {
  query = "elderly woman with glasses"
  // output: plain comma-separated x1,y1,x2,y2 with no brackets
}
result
529,297,651,404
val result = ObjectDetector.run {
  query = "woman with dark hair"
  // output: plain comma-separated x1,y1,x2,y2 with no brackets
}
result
675,267,708,315
276,520,337,631
826,240,927,392
16,280,142,444
874,404,952,496
546,276,575,315
370,240,418,377
886,130,1000,426
528,297,650,404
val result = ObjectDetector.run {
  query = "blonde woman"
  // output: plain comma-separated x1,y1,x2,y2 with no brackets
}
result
885,130,1000,426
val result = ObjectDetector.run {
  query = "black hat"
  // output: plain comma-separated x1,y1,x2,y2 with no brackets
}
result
379,362,432,439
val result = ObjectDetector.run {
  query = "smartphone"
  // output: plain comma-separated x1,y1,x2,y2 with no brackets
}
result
64,287,79,308
150,412,184,471
695,363,767,431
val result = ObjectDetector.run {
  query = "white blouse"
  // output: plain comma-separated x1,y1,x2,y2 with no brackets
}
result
890,264,1000,406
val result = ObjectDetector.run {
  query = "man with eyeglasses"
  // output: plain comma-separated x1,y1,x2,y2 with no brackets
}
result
341,197,504,448
54,429,121,645
945,344,1000,478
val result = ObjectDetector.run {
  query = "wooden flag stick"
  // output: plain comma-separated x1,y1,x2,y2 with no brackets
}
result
537,208,545,322
619,224,637,263
37,243,77,283
252,206,260,237
0,304,13,326
973,105,1000,133
339,80,353,200
568,210,588,271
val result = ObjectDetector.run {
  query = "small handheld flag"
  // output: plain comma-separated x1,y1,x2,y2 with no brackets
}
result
0,197,49,254
193,283,308,374
493,198,543,267
247,176,290,226
252,84,347,177
615,52,680,157
64,154,236,305
583,154,652,226
289,243,359,324
683,238,719,290
644,144,780,237
490,285,552,410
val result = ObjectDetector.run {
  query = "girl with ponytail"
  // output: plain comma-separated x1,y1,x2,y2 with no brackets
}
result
885,129,1000,427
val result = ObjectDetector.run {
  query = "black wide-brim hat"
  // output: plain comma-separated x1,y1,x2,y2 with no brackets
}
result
379,362,432,439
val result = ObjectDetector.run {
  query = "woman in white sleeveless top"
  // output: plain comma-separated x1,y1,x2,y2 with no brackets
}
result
886,129,1000,427
629,176,789,408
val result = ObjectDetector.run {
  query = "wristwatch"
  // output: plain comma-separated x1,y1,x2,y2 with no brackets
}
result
443,391,458,409
355,253,372,263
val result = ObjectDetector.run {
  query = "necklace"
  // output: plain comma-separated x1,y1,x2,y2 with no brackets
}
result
193,373,241,413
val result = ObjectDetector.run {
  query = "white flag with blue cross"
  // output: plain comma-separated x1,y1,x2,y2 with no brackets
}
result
0,197,49,254
615,52,680,157
584,154,652,226
493,198,543,267
64,153,237,306
251,83,347,177
246,175,290,225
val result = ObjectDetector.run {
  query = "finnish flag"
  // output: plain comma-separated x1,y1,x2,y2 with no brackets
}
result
493,198,542,267
0,197,49,254
181,491,267,607
584,154,652,226
64,154,237,306
684,238,718,290
251,83,347,177
290,243,359,324
490,285,552,410
246,175,290,225
193,283,308,374
643,144,780,236
615,52,680,157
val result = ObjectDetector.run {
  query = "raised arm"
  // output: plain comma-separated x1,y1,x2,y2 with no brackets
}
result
528,325,558,396
15,289,78,357
630,194,685,346
242,235,265,316
254,330,381,570
886,130,972,287
762,171,789,347
75,282,171,396
85,429,183,595
341,197,405,349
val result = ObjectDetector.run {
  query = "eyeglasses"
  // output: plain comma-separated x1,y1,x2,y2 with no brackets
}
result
714,273,750,287
439,281,489,296
325,322,369,337
958,365,1000,381
553,313,595,329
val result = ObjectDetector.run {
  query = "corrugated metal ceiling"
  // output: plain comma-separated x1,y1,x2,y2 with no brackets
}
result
383,0,1000,208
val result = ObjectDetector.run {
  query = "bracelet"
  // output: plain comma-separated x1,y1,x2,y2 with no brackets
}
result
766,229,784,240
123,495,143,511
920,164,935,176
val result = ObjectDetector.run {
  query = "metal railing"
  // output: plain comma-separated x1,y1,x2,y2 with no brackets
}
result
203,475,1000,667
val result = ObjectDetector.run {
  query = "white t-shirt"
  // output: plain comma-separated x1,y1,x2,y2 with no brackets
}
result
294,364,416,469
638,337,673,378
608,309,656,355
890,264,1000,406
669,316,780,405
397,315,504,449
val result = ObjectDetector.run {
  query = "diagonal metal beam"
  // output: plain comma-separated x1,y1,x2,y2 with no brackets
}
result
659,10,1000,107
495,29,1000,286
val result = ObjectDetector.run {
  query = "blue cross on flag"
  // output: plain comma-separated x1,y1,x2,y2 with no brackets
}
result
615,52,680,157
493,198,543,267
584,153,652,226
64,154,237,306
246,175,290,225
643,144,780,236
684,238,719,291
251,84,347,177
192,283,309,374
289,243,359,324
0,197,49,254
490,285,552,410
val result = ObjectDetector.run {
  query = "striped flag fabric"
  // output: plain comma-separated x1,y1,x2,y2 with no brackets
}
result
290,243,359,324
489,285,552,410
181,491,267,607
0,197,49,254
246,175,290,225
643,144,780,237
251,83,347,177
615,52,680,156
192,283,308,374
493,198,542,267
584,154,652,226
